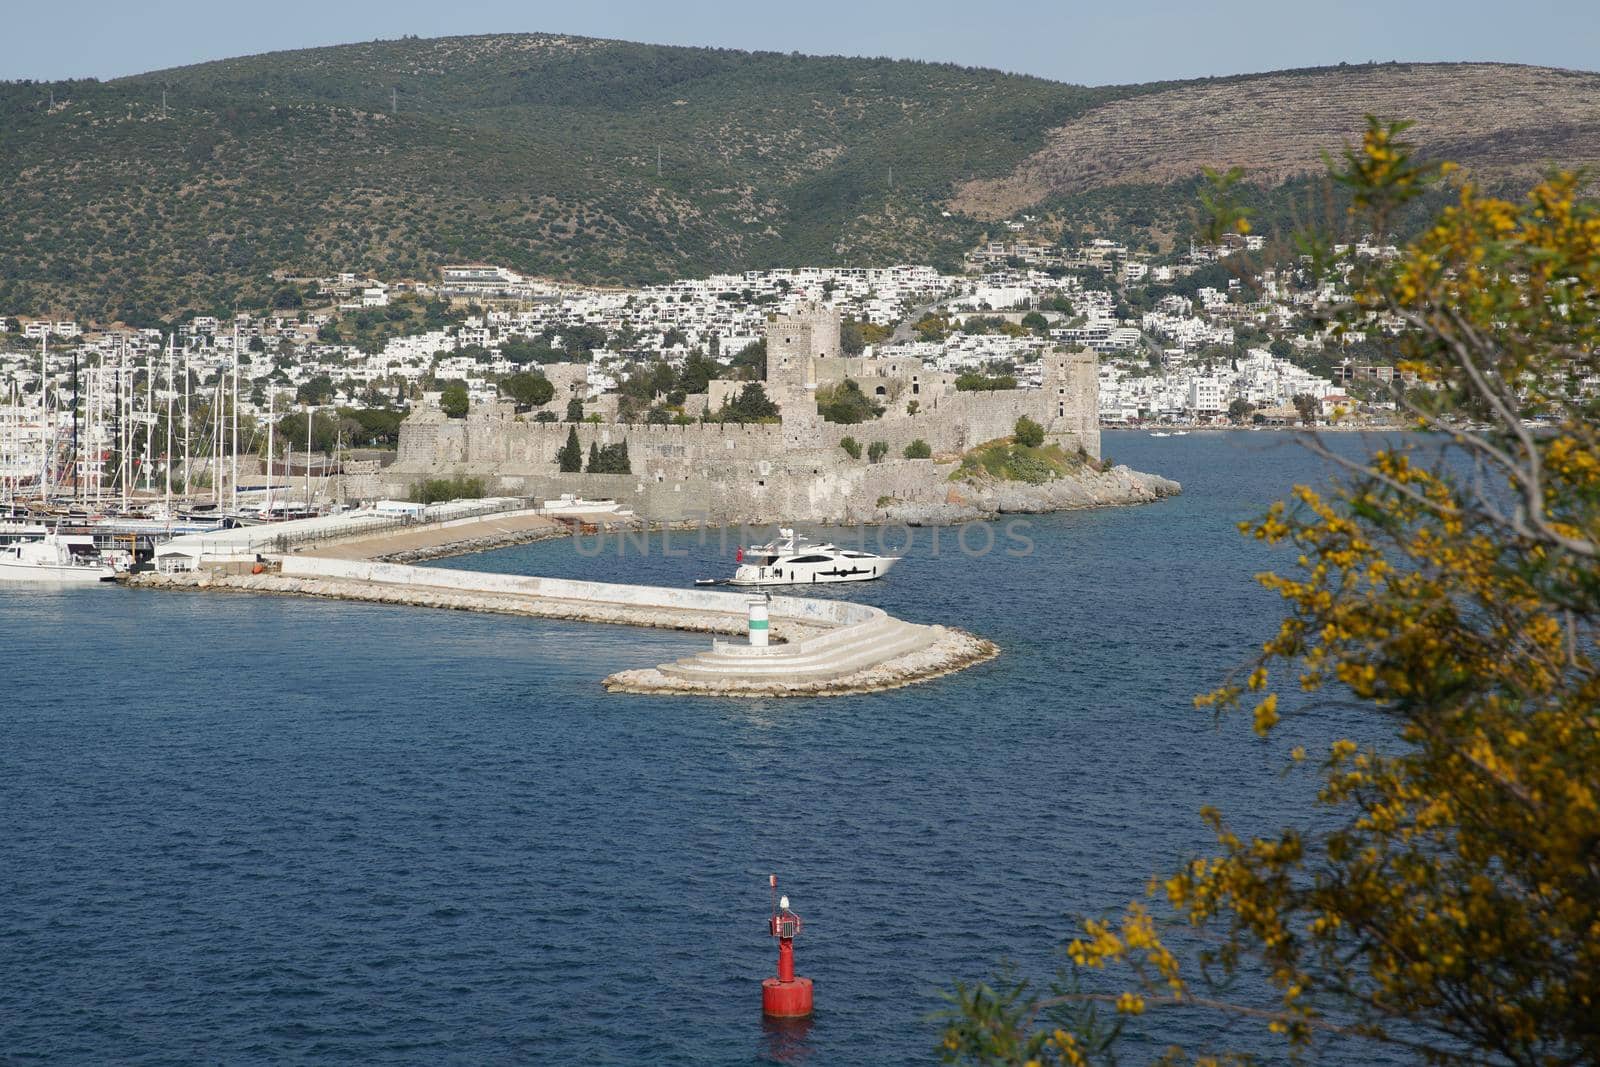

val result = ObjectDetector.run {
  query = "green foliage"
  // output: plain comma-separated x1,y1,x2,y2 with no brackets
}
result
342,405,404,446
560,323,608,354
1197,164,1253,244
1291,392,1319,424
867,440,889,463
903,438,932,459
1019,311,1049,334
1012,416,1045,447
730,338,766,380
0,49,1508,320
565,397,585,422
840,318,867,356
499,371,554,412
500,337,564,365
409,474,485,504
556,426,583,472
713,382,780,423
272,409,341,453
296,375,335,404
955,372,1018,392
676,350,719,394
584,439,631,474
815,378,885,424
954,438,1078,485
943,119,1600,1067
439,381,469,418
839,436,862,460
914,313,955,342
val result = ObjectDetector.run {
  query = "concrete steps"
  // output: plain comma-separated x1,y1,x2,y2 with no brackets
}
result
661,615,942,684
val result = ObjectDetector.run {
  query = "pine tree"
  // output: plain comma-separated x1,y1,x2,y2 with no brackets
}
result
556,426,582,473
585,441,600,473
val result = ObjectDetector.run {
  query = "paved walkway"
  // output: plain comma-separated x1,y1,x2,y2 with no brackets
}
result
308,512,563,560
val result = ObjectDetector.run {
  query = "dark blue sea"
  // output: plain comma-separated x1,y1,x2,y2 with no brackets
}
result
1,431,1417,1064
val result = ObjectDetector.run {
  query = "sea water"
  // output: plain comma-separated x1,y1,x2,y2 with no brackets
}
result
1,431,1416,1064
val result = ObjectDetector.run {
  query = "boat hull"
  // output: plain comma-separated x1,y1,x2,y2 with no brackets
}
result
727,556,899,586
0,562,115,583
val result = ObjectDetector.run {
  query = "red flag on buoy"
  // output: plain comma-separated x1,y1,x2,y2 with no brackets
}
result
736,547,744,563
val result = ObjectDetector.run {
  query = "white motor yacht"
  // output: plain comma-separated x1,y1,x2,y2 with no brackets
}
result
0,534,115,583
727,528,899,586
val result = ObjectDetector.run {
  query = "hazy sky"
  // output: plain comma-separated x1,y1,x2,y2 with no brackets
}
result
8,0,1600,85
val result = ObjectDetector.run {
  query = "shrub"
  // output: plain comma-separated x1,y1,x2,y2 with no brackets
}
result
409,474,485,504
1013,416,1045,448
840,436,862,460
903,439,932,459
815,378,884,424
867,440,889,463
955,371,1018,392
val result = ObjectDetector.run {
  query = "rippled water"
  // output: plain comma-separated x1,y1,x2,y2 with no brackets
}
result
2,431,1416,1064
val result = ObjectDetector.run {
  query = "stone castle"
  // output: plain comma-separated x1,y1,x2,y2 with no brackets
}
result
385,303,1100,522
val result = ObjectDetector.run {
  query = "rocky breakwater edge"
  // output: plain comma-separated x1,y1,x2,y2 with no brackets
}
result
129,562,998,698
877,460,1181,526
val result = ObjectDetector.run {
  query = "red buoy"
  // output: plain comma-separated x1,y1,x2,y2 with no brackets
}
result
762,874,814,1017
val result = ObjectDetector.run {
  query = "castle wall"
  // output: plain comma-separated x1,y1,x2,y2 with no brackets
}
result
388,309,1101,521
380,456,953,526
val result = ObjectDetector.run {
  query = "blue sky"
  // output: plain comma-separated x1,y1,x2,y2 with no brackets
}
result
8,0,1600,84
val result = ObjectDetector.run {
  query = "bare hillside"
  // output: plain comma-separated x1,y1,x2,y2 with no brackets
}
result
951,63,1600,218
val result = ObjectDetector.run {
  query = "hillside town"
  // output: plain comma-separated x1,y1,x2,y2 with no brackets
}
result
0,231,1414,491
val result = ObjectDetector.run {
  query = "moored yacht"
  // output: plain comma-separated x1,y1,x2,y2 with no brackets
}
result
727,528,899,586
0,533,116,583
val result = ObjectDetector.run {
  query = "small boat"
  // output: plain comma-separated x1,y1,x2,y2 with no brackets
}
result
727,528,898,586
1150,431,1172,438
0,533,115,583
1171,430,1190,437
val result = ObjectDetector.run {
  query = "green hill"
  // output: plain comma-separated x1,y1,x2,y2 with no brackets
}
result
2,34,1597,324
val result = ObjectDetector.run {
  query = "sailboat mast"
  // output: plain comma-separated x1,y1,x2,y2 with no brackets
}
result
213,378,222,506
120,346,129,511
230,323,239,513
164,335,173,510
182,342,190,498
143,348,154,494
304,403,312,508
71,350,80,503
39,331,48,500
265,388,274,514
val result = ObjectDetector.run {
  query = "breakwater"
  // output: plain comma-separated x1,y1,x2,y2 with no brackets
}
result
131,556,995,697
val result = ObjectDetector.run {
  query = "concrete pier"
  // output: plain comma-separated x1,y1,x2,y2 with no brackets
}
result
132,557,996,697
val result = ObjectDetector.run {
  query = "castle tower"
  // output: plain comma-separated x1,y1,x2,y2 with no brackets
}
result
1042,348,1101,458
765,302,841,388
764,302,839,451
